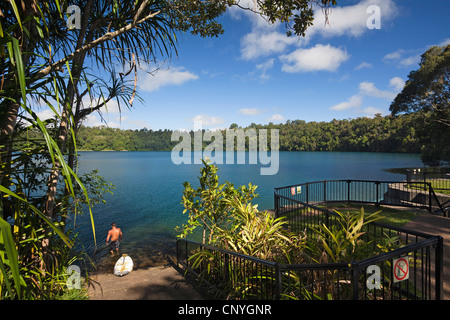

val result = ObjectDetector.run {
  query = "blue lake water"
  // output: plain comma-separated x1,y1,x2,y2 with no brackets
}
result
73,151,423,269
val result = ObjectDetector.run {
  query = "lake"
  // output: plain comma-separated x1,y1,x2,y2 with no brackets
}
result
73,151,423,270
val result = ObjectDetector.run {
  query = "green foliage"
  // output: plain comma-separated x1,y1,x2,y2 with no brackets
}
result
180,162,402,300
390,44,450,164
77,126,177,151
76,112,423,154
177,159,258,243
0,216,23,299
169,0,337,38
215,198,307,264
58,170,116,218
307,208,384,263
0,0,342,299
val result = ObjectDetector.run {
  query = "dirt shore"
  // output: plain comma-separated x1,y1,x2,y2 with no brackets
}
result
87,260,206,300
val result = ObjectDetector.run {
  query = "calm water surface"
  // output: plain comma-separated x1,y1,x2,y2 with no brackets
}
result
72,151,423,270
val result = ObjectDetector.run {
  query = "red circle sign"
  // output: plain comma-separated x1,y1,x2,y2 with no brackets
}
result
394,258,409,281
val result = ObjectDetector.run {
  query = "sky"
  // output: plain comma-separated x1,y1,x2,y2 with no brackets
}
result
41,0,450,131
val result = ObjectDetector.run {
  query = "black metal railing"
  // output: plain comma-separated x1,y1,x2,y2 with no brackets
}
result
175,179,444,300
274,179,446,216
273,194,443,299
177,222,443,300
406,167,450,192
177,197,443,300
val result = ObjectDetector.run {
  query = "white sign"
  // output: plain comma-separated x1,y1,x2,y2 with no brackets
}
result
393,257,409,283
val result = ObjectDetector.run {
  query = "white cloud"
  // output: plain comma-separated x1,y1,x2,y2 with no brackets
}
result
384,51,402,61
241,31,298,60
83,96,122,114
306,0,398,38
265,114,285,123
383,49,420,68
399,55,421,67
330,77,402,116
280,44,349,73
191,114,225,127
362,106,384,117
238,0,398,62
389,77,405,91
35,109,59,121
355,62,372,70
228,0,260,19
330,95,363,111
439,38,450,47
255,58,275,79
359,81,396,100
240,108,265,116
256,59,274,71
139,66,199,92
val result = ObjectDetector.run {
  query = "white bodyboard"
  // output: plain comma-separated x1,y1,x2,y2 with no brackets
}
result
114,254,133,277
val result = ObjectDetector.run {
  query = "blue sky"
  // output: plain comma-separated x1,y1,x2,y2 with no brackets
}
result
74,0,450,131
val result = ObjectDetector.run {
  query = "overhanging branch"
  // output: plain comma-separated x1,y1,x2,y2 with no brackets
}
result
35,9,161,80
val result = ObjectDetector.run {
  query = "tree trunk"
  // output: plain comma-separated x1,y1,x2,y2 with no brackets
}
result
44,0,94,219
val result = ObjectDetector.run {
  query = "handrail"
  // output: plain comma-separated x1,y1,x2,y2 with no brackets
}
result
275,179,445,215
178,238,278,268
275,190,439,239
175,179,444,300
429,183,446,216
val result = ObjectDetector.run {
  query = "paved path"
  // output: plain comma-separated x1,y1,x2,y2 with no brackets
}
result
88,261,206,300
403,214,450,300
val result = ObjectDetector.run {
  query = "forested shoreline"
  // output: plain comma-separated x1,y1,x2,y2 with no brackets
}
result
76,113,422,154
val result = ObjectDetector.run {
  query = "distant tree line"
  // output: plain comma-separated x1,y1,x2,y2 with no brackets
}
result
75,112,424,154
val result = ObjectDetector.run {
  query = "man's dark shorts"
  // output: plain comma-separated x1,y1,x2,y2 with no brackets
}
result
109,240,120,251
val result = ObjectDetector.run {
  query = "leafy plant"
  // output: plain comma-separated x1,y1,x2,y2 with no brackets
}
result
177,159,258,244
180,164,405,300
214,198,307,264
307,208,384,263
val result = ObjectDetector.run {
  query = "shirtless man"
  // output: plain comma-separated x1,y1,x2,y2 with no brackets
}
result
106,222,123,254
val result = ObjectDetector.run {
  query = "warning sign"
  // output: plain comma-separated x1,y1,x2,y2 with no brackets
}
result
393,257,409,283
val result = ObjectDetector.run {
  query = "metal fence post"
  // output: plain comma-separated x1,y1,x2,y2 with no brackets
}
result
375,181,380,206
224,253,230,283
274,191,279,219
436,236,444,300
347,180,351,203
306,183,309,204
428,183,432,214
351,261,360,300
275,263,281,300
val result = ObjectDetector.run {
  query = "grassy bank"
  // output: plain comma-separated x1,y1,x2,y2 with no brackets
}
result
318,203,424,227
